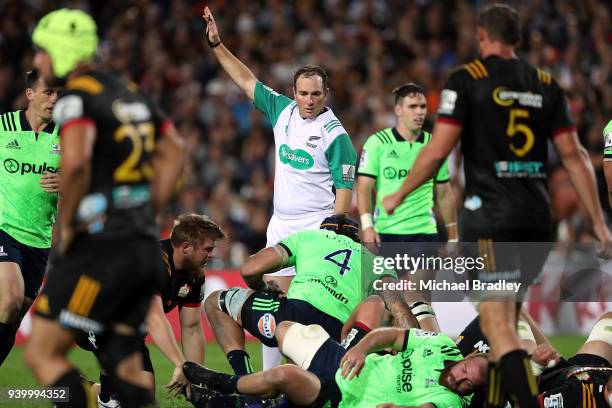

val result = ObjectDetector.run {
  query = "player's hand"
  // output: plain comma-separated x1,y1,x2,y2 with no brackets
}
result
166,365,190,398
339,345,367,380
381,193,402,215
264,280,286,297
40,171,60,193
593,222,612,259
531,343,561,368
376,404,402,408
202,6,221,47
363,227,381,254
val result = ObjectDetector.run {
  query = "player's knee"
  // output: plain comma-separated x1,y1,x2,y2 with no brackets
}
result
204,290,221,314
360,297,386,325
0,293,23,322
101,333,143,379
586,315,612,346
216,287,251,322
264,365,299,388
275,321,295,348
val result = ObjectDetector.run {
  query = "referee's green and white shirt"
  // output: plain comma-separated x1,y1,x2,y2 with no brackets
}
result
604,119,612,160
0,110,60,248
358,128,449,235
253,82,357,218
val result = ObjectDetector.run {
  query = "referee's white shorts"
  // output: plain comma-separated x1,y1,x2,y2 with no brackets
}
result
265,211,333,277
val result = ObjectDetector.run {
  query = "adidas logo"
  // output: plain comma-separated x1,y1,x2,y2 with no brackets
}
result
387,149,399,158
5,139,20,149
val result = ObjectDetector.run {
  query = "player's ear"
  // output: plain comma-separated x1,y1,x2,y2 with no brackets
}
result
394,102,402,117
180,241,193,255
25,88,34,101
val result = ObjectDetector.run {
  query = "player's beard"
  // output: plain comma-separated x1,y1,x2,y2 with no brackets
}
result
184,255,205,277
438,361,460,393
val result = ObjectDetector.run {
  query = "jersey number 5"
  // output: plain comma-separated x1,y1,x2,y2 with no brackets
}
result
114,123,155,183
324,249,352,275
506,108,534,157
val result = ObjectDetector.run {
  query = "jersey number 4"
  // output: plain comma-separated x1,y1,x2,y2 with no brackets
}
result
324,249,353,275
114,122,155,182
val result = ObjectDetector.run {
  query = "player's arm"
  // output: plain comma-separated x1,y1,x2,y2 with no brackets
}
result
383,123,460,214
357,175,380,245
339,327,408,379
553,131,611,245
334,188,352,214
151,121,185,216
326,133,357,215
57,120,96,254
376,276,419,329
356,175,376,220
241,245,290,290
179,305,205,364
147,296,191,396
434,182,457,241
202,7,257,101
147,295,185,367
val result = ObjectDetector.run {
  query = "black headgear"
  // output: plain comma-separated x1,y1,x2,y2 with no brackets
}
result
320,214,360,243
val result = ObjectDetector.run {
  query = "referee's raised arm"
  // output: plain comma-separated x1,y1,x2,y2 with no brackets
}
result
202,6,257,101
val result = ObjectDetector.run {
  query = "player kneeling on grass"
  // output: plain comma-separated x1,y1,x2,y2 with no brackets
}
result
204,214,417,377
183,322,480,408
78,214,224,408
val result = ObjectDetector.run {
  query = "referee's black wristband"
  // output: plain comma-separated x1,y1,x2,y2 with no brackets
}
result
206,27,221,48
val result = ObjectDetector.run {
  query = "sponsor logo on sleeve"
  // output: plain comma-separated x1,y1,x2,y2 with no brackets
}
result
543,393,563,408
342,164,355,182
359,149,367,168
177,283,192,298
605,131,612,149
438,89,457,115
53,95,83,124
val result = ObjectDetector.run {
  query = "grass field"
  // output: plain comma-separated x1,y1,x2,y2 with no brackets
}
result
0,336,586,407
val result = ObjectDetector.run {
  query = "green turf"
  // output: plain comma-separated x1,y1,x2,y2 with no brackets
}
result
0,336,587,407
0,342,262,407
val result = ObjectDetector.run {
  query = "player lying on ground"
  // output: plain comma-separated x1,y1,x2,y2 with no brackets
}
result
456,309,612,407
204,214,418,376
184,322,480,408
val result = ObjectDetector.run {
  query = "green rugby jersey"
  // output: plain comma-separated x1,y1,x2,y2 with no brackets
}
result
0,110,60,247
358,128,449,235
604,120,612,159
281,229,396,323
336,329,471,408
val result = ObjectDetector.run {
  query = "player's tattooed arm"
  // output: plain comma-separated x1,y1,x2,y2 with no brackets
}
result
241,245,289,290
377,276,419,329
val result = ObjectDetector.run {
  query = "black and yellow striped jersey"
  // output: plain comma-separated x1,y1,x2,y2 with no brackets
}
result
437,56,574,230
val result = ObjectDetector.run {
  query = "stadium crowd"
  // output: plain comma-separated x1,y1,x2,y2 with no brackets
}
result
1,0,611,260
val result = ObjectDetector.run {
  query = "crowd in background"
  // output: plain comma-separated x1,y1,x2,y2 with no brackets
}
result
1,0,611,268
